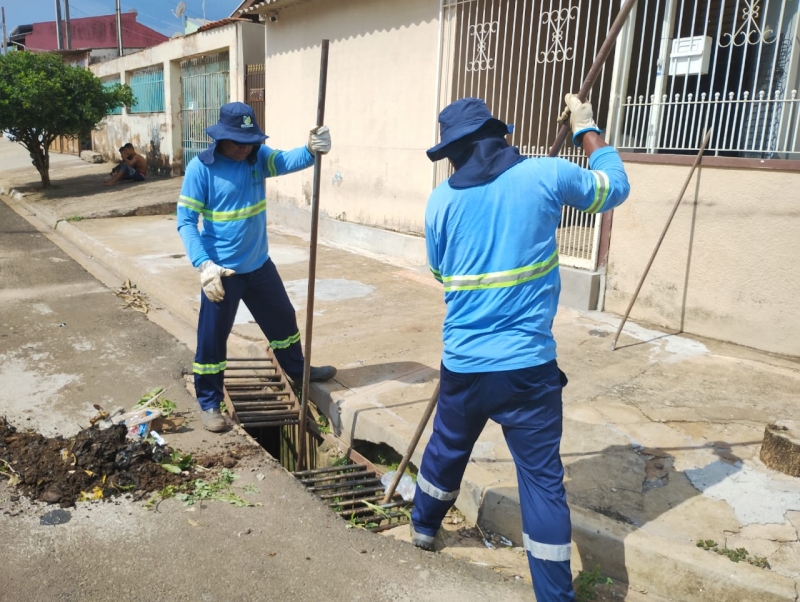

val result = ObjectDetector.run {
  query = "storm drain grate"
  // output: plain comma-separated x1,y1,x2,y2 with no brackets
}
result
224,354,412,531
292,464,413,532
224,356,299,428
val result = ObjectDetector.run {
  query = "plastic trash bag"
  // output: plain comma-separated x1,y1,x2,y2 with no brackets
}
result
380,470,417,502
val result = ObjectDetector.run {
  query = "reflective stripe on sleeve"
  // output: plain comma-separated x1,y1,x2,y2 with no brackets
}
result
416,472,460,501
523,532,572,562
267,151,279,177
430,267,443,283
586,170,610,214
178,195,204,212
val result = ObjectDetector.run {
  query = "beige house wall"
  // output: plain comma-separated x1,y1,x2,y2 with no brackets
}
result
89,22,265,173
261,0,441,235
604,163,800,357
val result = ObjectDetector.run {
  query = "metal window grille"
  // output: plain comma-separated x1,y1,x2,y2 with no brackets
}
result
102,77,123,115
180,53,230,168
246,64,266,132
436,0,620,270
612,0,800,158
129,65,165,114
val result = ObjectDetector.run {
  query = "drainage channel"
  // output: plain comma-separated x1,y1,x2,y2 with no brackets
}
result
224,354,412,532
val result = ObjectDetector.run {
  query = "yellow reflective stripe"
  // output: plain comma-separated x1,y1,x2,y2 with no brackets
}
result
193,360,227,375
430,266,443,282
267,151,279,177
270,331,301,350
442,251,559,292
586,171,610,214
201,200,267,223
179,195,204,212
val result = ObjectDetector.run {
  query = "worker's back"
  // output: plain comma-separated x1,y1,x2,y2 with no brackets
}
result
425,148,629,373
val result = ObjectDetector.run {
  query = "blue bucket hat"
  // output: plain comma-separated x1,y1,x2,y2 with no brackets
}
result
427,98,513,162
205,102,268,145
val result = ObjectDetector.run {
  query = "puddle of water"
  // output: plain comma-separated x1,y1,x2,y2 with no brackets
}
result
284,278,375,310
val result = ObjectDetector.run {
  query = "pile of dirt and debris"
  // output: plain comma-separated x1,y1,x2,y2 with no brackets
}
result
0,417,189,507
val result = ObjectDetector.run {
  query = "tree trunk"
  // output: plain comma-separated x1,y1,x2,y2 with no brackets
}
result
28,142,51,188
760,421,800,477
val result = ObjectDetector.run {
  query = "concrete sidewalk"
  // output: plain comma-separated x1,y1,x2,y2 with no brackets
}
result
3,140,799,601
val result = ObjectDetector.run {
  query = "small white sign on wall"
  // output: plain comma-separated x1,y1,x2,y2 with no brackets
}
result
669,36,713,77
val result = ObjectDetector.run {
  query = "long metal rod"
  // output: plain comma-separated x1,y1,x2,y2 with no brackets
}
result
610,129,711,351
296,39,330,472
381,383,440,504
547,0,639,158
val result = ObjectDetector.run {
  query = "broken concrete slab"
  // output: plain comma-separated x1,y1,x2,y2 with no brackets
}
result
79,150,104,164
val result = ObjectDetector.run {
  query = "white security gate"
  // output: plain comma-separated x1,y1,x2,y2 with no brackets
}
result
181,53,230,170
611,0,800,159
436,0,621,270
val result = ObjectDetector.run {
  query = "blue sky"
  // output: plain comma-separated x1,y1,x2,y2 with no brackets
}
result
5,1,244,37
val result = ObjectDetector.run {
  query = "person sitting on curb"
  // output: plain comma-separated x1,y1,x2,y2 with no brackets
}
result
104,143,147,186
410,96,630,601
176,102,337,432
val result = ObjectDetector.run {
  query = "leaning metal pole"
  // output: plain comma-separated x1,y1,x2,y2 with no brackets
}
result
610,129,712,351
547,0,639,158
296,39,330,472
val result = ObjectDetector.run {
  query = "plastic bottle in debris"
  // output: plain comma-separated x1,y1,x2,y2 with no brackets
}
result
380,471,417,502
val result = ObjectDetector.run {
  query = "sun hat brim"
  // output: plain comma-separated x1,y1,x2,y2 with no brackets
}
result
206,122,268,145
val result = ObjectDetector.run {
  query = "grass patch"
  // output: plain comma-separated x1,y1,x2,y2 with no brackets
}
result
575,565,613,602
65,215,84,222
696,540,771,569
317,414,331,434
145,469,261,510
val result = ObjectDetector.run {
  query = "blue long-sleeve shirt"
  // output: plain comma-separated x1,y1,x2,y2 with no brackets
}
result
425,146,630,372
177,144,314,274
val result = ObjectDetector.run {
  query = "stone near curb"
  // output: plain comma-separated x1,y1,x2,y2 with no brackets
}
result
761,421,800,477
80,151,104,164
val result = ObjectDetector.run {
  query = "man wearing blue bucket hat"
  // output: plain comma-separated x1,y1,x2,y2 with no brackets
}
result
410,95,630,601
177,102,336,432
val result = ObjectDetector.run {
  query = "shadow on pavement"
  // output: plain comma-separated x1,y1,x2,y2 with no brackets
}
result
567,443,746,597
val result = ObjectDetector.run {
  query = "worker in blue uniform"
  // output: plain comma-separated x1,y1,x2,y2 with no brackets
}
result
177,102,336,432
410,95,630,600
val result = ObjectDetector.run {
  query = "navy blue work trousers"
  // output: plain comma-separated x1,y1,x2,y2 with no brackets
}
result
411,360,575,601
193,258,304,410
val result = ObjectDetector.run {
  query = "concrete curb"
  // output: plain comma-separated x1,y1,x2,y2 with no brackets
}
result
570,507,798,602
4,194,798,602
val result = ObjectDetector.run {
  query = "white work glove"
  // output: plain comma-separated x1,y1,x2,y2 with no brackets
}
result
560,94,602,147
307,125,331,155
198,260,235,303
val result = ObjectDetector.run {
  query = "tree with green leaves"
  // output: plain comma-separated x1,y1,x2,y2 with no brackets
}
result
0,51,134,188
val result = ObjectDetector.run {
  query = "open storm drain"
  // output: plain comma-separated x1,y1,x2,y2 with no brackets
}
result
292,464,412,532
224,356,413,532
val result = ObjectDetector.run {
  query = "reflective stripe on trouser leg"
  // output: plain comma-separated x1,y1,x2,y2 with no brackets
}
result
241,259,305,379
411,365,487,537
495,362,575,602
194,276,245,411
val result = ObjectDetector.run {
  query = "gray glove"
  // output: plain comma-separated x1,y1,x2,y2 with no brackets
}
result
307,125,331,154
561,93,602,146
198,260,235,303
